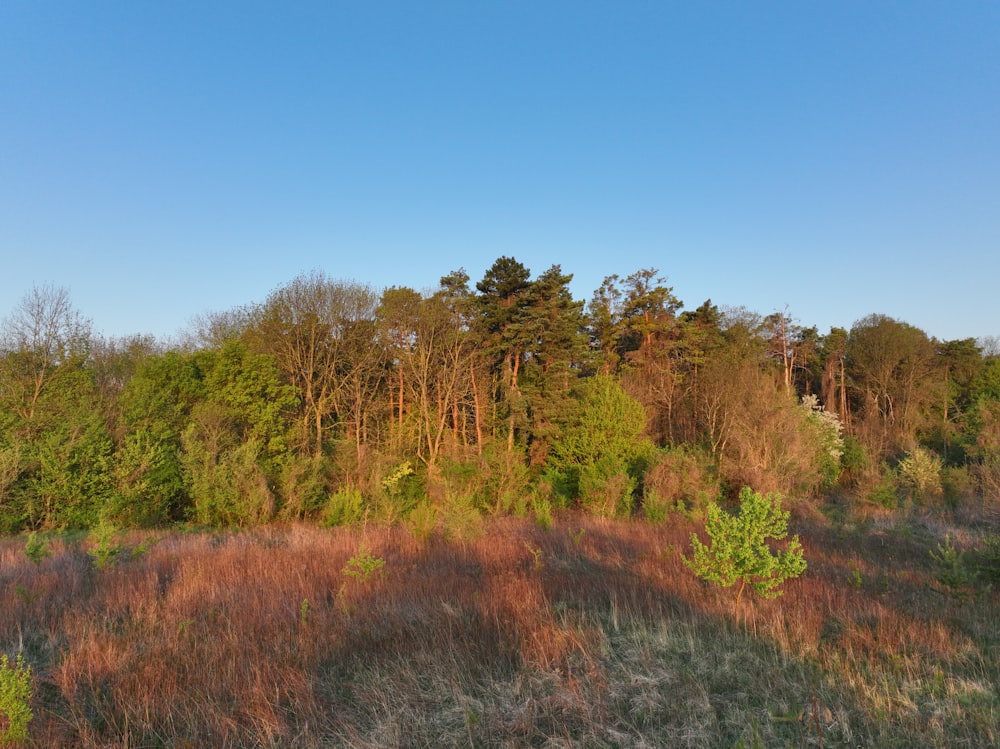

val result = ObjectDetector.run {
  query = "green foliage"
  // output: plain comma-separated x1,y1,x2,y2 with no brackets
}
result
324,485,366,527
181,407,275,527
548,374,651,515
18,373,116,529
22,531,51,564
279,453,334,520
106,430,181,527
532,496,554,530
866,466,900,508
684,487,806,609
479,443,531,514
839,435,868,480
800,394,844,489
930,535,975,595
371,460,423,521
0,653,33,744
88,522,125,569
897,446,943,502
941,465,972,509
342,544,385,583
973,534,1000,587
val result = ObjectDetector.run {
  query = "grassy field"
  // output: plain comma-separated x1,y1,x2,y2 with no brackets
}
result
1,501,998,748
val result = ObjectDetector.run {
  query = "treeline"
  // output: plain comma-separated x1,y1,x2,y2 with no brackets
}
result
1,258,999,532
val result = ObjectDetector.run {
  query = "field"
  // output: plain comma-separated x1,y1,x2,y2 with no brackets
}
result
2,502,999,748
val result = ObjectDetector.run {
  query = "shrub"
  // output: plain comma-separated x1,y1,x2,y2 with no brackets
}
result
342,544,385,583
22,532,51,565
0,653,33,744
182,432,275,527
88,522,125,569
974,534,1000,586
941,465,972,509
547,374,652,515
324,485,366,527
898,447,943,503
642,446,719,521
478,443,531,514
280,453,335,520
930,535,974,595
866,465,900,508
801,395,845,489
684,487,806,611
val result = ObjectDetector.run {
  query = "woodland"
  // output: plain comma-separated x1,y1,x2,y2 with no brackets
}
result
1,257,997,531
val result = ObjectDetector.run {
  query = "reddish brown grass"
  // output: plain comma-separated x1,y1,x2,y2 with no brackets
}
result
1,507,998,747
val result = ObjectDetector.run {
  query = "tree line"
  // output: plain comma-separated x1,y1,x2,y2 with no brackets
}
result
2,258,998,531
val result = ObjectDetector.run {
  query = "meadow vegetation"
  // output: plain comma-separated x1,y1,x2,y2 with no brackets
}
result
1,500,998,747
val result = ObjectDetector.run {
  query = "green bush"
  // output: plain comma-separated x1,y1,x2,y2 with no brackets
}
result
941,465,972,509
547,374,652,516
974,534,1000,586
22,532,51,565
0,653,33,744
898,447,943,503
867,466,900,508
684,487,806,610
182,433,275,527
324,486,366,527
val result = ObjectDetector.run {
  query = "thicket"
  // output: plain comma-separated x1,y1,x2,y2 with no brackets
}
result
0,264,997,534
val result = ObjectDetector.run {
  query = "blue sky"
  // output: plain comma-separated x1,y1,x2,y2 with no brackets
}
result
1,1,998,343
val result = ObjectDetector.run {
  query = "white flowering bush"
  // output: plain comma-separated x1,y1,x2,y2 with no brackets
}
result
801,395,845,489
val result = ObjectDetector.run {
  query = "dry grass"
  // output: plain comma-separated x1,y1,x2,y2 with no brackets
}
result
1,505,998,747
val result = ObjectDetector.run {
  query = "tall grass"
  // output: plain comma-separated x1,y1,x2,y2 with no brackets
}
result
1,507,998,747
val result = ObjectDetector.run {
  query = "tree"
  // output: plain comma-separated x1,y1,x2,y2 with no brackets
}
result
846,314,941,460
397,290,476,467
0,285,115,530
245,271,380,458
684,487,806,612
547,374,651,516
475,257,532,450
818,327,850,427
0,283,92,425
516,265,590,465
618,268,681,357
377,286,422,438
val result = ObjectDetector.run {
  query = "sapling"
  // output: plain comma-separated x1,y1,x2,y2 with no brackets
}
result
684,487,806,612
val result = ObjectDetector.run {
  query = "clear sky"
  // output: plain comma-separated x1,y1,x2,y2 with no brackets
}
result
2,1,998,343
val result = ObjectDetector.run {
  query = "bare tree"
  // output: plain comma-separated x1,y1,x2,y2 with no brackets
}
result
0,284,92,423
245,271,380,458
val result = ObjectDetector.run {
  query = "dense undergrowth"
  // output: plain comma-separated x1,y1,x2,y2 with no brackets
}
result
1,496,998,748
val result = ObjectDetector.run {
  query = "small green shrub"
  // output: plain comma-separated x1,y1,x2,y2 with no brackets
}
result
941,465,972,509
406,500,438,541
0,653,33,744
88,523,125,569
324,486,366,527
974,534,1000,586
684,487,806,611
532,496,554,530
898,447,943,502
930,535,974,594
579,463,635,518
22,532,51,565
342,544,385,583
839,435,868,480
867,466,899,508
